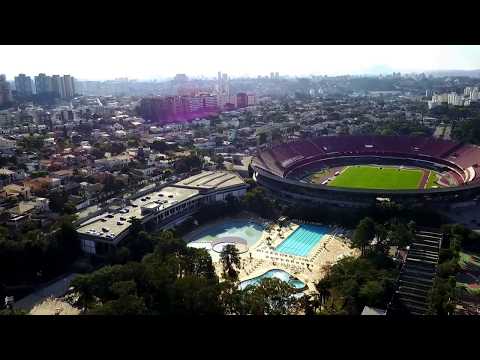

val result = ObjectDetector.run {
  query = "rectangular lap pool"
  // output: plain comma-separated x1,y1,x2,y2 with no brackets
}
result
275,224,328,257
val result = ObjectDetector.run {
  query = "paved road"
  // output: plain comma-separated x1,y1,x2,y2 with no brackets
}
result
13,273,79,312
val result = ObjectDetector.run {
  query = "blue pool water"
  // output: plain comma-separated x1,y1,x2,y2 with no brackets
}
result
189,219,265,246
239,269,306,290
275,224,328,257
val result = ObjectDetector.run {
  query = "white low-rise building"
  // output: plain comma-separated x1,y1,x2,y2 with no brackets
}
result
76,171,248,255
114,130,127,138
94,153,131,170
0,136,16,155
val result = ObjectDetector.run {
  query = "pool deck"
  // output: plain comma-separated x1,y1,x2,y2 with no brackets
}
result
235,222,358,294
187,215,358,295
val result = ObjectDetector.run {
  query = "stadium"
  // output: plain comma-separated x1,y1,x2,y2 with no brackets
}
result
250,135,480,207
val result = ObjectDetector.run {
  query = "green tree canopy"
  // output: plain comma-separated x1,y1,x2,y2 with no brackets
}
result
220,244,241,281
352,217,376,256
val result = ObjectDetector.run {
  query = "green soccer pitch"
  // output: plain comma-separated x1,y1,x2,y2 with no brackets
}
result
327,166,428,190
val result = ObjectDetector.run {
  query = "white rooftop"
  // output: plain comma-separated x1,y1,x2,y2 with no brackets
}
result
361,306,387,315
77,186,199,241
175,171,245,190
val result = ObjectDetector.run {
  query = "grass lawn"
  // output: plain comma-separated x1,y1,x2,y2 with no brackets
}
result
327,166,424,190
456,251,480,296
459,251,477,268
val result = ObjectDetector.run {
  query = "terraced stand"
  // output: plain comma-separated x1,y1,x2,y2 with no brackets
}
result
387,228,443,315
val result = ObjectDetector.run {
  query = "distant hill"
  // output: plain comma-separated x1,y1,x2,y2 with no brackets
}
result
425,69,480,78
356,65,480,79
360,65,398,76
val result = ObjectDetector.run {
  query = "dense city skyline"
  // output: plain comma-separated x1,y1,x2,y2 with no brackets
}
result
2,46,480,316
1,45,480,81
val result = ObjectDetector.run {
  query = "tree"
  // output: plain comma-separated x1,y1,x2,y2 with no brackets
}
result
48,190,69,213
214,154,225,169
170,275,222,315
373,223,389,254
103,174,125,194
220,245,241,281
426,277,456,316
183,247,217,280
319,288,348,315
124,231,153,261
297,294,317,315
451,116,480,145
359,280,384,307
194,201,230,224
49,216,81,271
241,278,298,315
437,260,459,278
89,280,147,315
107,246,131,265
316,276,331,306
315,256,397,315
0,308,28,315
0,215,80,286
242,187,276,218
63,202,77,215
151,140,172,153
18,135,45,152
224,194,241,214
71,274,97,311
128,217,143,235
174,154,203,174
71,262,148,312
218,280,245,315
388,222,414,248
173,217,196,237
150,231,186,259
352,217,376,256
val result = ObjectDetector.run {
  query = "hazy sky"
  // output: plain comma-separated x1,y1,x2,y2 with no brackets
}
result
1,45,479,81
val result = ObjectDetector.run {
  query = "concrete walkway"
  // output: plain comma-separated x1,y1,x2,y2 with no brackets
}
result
13,273,79,312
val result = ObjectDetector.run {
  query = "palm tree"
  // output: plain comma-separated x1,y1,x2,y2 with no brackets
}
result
220,244,241,281
316,280,330,306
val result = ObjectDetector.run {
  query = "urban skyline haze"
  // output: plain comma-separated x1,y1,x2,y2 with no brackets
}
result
1,45,480,81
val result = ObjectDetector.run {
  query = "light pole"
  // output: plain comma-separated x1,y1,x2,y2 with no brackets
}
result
4,296,14,313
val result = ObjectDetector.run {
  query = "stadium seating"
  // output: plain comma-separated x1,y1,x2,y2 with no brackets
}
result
257,149,284,177
448,145,480,168
255,136,480,186
289,140,319,158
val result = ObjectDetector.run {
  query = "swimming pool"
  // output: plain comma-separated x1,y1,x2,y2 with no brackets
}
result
275,224,328,257
239,269,306,290
188,219,265,246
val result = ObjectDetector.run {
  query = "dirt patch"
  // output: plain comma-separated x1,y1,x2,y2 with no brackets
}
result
29,297,80,315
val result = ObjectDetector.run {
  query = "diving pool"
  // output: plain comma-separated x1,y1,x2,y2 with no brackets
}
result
275,224,328,257
188,219,265,246
239,269,306,290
